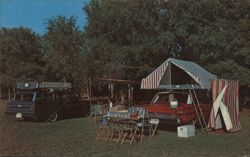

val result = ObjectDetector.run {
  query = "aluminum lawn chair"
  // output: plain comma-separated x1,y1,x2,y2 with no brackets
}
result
149,119,160,138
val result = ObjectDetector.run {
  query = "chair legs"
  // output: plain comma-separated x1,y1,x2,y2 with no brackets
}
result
149,119,160,139
130,127,144,145
120,126,135,144
96,119,159,144
96,125,108,141
150,124,158,138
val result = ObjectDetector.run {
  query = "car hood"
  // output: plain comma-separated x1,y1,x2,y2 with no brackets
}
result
139,103,176,114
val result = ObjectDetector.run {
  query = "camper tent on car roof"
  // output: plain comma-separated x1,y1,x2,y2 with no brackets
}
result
141,58,217,90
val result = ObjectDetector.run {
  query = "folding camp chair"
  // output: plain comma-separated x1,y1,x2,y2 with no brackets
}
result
96,117,110,141
119,120,138,144
109,119,125,143
149,119,160,138
128,107,149,144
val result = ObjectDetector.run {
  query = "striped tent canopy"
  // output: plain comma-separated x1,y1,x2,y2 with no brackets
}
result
208,79,241,132
141,58,217,89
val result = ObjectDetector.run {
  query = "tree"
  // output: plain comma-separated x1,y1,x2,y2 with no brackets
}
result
83,0,168,80
83,0,250,85
0,27,44,87
158,0,250,85
0,27,44,99
43,16,85,86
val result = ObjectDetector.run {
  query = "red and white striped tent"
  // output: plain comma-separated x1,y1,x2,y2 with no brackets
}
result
141,58,217,89
208,79,241,132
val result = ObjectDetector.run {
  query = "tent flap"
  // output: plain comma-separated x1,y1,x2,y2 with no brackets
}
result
208,79,241,132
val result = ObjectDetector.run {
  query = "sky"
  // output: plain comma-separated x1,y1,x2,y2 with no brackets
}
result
0,0,90,34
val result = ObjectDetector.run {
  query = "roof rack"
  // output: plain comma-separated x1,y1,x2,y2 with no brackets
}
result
16,82,72,90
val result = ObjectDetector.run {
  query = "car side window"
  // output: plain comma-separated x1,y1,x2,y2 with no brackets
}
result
36,92,54,103
14,93,21,101
45,92,54,102
36,93,46,102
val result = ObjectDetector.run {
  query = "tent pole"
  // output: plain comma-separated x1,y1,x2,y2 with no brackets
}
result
170,63,171,85
111,83,114,99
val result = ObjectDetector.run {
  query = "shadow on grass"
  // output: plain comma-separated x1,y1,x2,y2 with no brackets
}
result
158,124,178,131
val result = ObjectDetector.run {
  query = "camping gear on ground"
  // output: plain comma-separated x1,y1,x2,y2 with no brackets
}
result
96,107,159,144
208,79,241,132
96,113,138,144
128,107,150,143
96,117,110,142
177,125,195,137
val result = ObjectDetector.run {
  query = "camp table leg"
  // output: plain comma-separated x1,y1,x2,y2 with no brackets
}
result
120,131,128,144
96,126,104,141
105,125,112,142
118,124,124,143
130,126,139,145
109,128,114,142
109,124,120,142
117,123,126,143
120,124,130,144
121,124,135,144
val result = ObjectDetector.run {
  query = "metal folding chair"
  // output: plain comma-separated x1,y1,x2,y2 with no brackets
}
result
96,117,109,141
149,119,160,138
128,107,149,144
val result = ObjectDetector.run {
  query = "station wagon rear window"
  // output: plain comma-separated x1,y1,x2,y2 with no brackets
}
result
14,92,34,101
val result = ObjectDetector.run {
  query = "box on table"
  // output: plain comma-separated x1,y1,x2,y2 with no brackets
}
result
177,125,195,137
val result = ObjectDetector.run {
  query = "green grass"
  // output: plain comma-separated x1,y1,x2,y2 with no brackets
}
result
0,100,249,157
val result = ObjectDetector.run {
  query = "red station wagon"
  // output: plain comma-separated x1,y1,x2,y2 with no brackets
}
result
141,91,212,125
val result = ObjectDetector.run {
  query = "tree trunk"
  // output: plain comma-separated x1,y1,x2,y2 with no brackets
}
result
13,85,15,94
8,88,11,101
128,84,131,106
0,86,2,100
110,83,114,99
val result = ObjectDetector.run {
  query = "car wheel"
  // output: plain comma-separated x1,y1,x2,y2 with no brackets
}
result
48,112,58,122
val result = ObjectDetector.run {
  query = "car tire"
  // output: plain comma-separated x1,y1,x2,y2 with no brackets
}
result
48,112,58,122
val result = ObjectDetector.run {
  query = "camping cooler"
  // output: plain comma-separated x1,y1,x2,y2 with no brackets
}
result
177,125,195,137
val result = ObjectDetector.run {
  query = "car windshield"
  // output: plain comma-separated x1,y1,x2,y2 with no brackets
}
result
151,92,189,104
14,92,34,102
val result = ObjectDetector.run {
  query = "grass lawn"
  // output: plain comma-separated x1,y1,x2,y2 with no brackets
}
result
0,99,249,157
